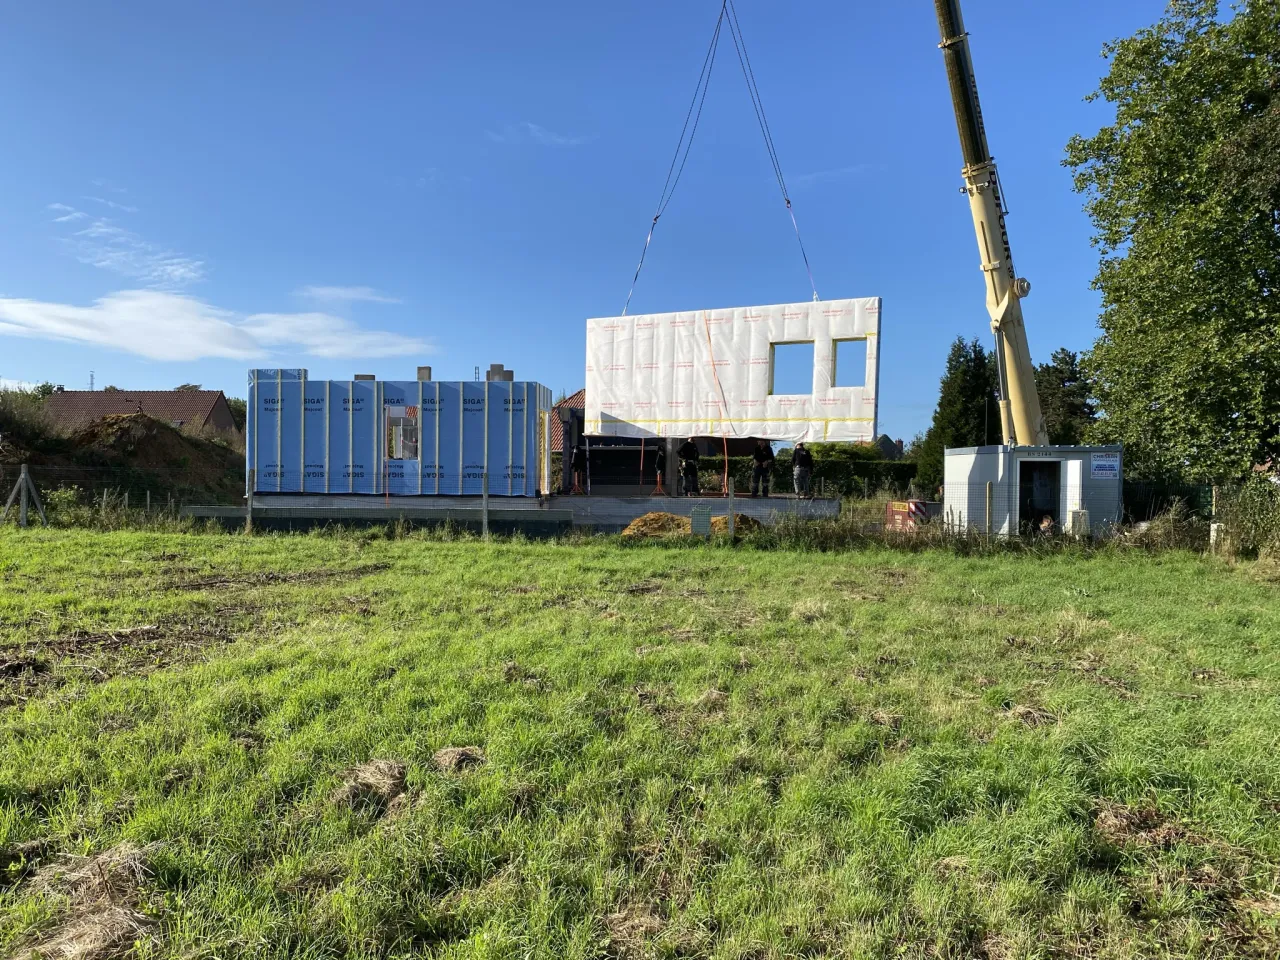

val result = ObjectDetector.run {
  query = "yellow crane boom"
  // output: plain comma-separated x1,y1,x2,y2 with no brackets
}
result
933,0,1049,447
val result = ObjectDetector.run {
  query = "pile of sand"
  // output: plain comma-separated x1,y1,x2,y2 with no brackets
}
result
711,513,762,535
622,513,693,538
622,512,764,538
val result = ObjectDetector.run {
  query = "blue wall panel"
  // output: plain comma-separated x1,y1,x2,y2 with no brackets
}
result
349,381,376,494
247,370,548,497
487,381,512,495
420,381,440,494
277,379,303,492
437,383,461,494
302,382,328,492
254,376,283,490
461,382,487,495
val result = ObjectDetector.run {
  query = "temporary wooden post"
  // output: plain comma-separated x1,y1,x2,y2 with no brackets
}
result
985,481,994,538
727,479,735,539
146,490,151,514
245,469,255,533
124,490,129,512
482,472,490,538
2,465,48,528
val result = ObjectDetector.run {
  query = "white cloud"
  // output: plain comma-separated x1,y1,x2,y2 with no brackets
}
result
0,378,39,391
90,178,128,194
48,202,88,223
83,195,139,213
0,290,429,363
486,121,595,147
295,285,402,305
63,218,206,288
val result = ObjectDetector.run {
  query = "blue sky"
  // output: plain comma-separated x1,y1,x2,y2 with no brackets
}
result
0,0,1165,439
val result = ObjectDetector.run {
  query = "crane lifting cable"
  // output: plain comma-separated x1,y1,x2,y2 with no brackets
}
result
621,0,819,316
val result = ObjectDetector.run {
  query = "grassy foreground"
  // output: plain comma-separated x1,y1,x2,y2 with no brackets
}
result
1,529,1278,959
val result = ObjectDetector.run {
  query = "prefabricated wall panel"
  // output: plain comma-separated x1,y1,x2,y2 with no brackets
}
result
585,298,881,443
246,370,551,496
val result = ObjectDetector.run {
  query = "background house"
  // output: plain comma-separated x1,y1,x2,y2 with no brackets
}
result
44,389,239,433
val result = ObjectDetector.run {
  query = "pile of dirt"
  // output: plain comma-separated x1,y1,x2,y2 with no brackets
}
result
3,412,243,504
711,513,762,535
331,759,408,813
622,512,763,538
622,513,692,538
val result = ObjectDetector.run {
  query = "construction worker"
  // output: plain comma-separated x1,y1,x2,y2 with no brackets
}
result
751,439,775,498
652,442,666,495
677,437,700,496
793,442,814,497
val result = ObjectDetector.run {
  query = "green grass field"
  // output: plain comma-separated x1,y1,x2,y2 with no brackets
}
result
2,529,1278,959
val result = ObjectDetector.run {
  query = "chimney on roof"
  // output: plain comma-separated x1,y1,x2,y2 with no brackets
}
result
895,438,904,457
416,366,432,381
353,374,375,381
485,363,514,382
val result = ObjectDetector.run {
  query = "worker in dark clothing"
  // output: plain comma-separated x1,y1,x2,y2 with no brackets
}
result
793,442,814,497
676,437,700,496
571,445,587,494
751,439,775,498
652,442,667,495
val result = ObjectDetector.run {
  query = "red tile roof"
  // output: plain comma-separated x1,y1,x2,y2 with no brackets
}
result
550,388,585,452
44,390,232,430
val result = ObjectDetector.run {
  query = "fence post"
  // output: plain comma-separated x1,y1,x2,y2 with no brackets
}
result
985,481,993,539
146,490,151,514
245,468,255,534
482,472,490,539
124,490,129,512
727,479,735,539
19,466,29,528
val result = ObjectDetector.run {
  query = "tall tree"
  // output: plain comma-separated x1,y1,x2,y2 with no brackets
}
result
1035,349,1096,446
1065,0,1280,481
915,337,999,493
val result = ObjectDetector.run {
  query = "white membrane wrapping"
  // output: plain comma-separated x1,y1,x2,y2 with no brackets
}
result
585,297,880,442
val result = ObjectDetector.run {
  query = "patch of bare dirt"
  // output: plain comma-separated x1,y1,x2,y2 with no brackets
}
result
1,616,236,708
870,710,904,732
695,688,729,710
434,746,486,773
1,839,48,884
331,760,407,816
877,568,918,587
604,904,665,958
1005,703,1058,727
790,599,829,623
624,580,663,596
14,843,154,960
1094,801,1189,850
500,661,547,690
169,563,390,591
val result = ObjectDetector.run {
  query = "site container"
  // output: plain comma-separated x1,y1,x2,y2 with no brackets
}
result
943,444,1123,536
246,369,552,496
